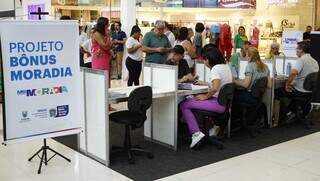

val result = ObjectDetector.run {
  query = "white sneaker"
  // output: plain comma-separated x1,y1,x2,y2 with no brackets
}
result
209,126,220,136
190,131,205,148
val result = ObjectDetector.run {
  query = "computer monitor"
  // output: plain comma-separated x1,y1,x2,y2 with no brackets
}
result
284,57,297,76
239,61,248,79
275,57,285,75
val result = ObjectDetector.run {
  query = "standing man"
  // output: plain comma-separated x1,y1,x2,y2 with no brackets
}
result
142,20,172,64
164,21,176,48
303,25,312,41
112,21,127,79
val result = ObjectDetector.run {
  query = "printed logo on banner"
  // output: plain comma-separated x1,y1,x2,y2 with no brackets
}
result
49,109,57,118
20,111,30,122
56,105,69,117
17,86,68,97
284,38,299,44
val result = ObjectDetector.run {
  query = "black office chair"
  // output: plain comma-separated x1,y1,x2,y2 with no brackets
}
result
290,72,318,129
109,86,153,164
233,77,268,138
191,83,234,150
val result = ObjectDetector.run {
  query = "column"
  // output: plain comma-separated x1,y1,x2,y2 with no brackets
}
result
120,0,136,81
159,6,164,20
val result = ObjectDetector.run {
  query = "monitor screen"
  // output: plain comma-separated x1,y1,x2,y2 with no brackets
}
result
275,57,285,75
284,58,297,76
239,61,248,79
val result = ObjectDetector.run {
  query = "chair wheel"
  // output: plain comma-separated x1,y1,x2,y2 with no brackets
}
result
128,158,135,164
147,153,154,159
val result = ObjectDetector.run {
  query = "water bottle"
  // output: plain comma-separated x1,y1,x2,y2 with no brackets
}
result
286,62,292,75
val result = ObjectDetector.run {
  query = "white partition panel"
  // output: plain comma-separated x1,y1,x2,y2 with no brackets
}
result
143,66,152,86
205,66,211,83
239,61,248,79
143,63,178,150
275,57,285,76
152,96,176,146
79,70,86,152
152,67,176,91
83,69,109,165
195,62,205,81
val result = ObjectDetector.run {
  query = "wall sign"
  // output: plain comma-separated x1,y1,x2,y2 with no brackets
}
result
218,0,256,8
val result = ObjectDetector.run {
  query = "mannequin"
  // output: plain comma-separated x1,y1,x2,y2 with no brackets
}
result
219,23,233,60
250,20,260,48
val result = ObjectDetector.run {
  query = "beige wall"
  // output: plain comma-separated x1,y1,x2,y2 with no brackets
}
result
315,0,320,29
138,0,314,31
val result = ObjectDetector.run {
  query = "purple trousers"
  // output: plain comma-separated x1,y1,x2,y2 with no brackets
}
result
180,97,226,134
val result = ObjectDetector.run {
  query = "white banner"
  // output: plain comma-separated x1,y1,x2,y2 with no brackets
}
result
0,20,82,143
282,31,303,57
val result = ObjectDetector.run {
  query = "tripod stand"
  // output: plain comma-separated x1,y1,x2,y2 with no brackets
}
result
28,139,71,174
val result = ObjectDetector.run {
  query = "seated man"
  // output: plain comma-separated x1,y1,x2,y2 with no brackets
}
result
275,41,319,119
166,45,195,83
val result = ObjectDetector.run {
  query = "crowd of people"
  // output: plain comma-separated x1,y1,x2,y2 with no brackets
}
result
74,16,319,148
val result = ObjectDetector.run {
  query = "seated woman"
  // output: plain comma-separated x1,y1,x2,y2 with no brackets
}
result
233,47,272,115
180,45,233,148
265,42,284,60
166,45,195,83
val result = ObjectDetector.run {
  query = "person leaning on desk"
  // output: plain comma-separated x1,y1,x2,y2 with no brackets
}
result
274,41,319,121
180,44,233,149
165,45,196,83
233,47,272,110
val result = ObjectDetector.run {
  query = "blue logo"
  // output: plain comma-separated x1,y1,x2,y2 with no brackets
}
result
56,105,69,118
49,109,57,118
22,111,28,118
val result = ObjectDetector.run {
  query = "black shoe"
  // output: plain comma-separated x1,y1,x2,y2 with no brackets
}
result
117,75,121,80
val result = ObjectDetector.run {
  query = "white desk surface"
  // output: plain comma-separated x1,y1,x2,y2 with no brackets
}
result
108,86,176,104
177,85,209,96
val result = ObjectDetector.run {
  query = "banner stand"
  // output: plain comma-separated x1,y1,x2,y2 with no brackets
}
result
28,139,71,174
0,20,82,174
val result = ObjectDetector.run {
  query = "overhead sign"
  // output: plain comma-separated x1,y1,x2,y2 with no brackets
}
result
282,31,303,57
218,0,256,8
0,20,82,143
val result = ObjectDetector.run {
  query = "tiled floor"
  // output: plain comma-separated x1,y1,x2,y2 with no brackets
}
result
0,134,131,181
1,132,320,181
158,132,320,181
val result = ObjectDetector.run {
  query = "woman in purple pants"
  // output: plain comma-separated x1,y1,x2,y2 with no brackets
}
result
180,45,233,148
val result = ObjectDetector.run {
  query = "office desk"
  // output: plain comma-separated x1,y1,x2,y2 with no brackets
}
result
108,85,208,151
109,86,176,104
177,85,209,96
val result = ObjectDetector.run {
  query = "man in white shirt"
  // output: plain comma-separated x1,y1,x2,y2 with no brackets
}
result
275,41,319,123
164,21,176,48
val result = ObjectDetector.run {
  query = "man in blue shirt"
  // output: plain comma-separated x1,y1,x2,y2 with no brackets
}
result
112,22,127,79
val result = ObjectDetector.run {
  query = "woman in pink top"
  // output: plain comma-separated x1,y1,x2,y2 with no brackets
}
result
92,17,113,87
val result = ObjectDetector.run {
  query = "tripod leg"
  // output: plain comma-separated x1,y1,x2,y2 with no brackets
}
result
44,147,48,165
28,147,43,162
48,147,71,162
38,150,45,174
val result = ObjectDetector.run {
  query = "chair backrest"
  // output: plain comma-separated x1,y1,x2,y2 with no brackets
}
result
303,72,318,92
217,83,235,107
251,77,268,99
128,86,152,115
